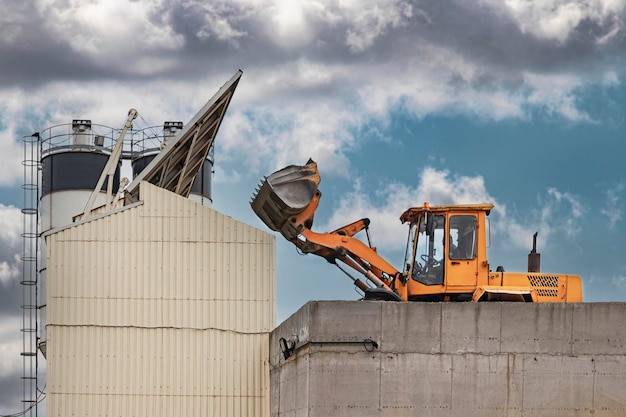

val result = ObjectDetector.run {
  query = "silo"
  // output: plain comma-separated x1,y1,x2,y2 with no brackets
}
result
38,120,123,359
40,120,121,231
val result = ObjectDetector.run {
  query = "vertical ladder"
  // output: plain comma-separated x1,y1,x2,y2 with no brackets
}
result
21,133,40,416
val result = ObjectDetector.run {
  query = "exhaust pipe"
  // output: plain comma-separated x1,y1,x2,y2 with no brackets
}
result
528,232,541,273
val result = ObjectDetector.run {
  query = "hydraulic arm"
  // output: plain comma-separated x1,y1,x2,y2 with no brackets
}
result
251,159,404,299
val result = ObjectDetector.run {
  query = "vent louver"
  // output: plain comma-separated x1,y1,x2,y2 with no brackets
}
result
528,275,559,297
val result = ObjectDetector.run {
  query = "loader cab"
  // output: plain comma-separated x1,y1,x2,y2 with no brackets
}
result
400,203,493,301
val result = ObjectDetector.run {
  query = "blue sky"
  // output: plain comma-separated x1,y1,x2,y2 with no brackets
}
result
1,0,626,414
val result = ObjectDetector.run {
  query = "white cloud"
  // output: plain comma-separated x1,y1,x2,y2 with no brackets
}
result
524,72,591,121
0,316,22,376
318,167,500,251
261,0,414,52
315,167,586,261
352,46,596,123
502,0,626,44
0,0,615,192
340,0,413,52
0,204,22,286
238,58,350,104
35,0,184,73
0,257,20,286
612,274,626,288
217,61,364,177
0,204,22,248
499,187,585,250
542,187,585,238
194,3,248,42
267,1,316,49
600,183,624,229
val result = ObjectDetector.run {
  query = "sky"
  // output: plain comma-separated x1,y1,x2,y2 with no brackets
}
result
1,0,626,414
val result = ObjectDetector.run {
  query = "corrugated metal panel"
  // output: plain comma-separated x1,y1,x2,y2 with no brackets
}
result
45,181,276,416
47,327,269,415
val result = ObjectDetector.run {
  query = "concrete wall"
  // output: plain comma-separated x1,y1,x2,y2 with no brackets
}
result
270,301,626,417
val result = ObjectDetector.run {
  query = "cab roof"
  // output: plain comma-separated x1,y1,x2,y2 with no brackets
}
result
399,202,494,224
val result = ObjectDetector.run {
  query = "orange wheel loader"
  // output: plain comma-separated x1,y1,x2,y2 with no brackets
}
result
251,159,582,302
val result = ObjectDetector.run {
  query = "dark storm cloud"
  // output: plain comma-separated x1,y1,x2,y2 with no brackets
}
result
0,370,25,415
0,2,112,87
0,236,23,318
160,2,334,77
312,0,626,85
0,42,104,87
0,280,21,318
158,0,626,100
415,1,626,73
2,0,625,92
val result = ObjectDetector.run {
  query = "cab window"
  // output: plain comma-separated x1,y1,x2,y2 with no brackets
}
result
449,215,477,260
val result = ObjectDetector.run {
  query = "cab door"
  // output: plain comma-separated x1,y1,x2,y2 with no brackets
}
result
445,214,479,288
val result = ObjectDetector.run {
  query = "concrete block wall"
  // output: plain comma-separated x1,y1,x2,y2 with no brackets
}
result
270,302,626,417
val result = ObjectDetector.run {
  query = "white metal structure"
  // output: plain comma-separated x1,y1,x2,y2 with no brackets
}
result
44,182,276,416
31,70,278,417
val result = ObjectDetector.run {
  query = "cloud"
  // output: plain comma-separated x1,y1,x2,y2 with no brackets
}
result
494,186,585,250
612,274,626,287
0,205,23,296
600,182,624,229
340,0,414,53
36,0,184,66
0,204,22,248
318,167,500,252
0,313,45,416
0,316,22,377
502,0,626,44
189,3,248,43
315,167,587,261
523,72,592,121
0,0,623,190
542,187,585,237
0,257,20,286
267,1,317,49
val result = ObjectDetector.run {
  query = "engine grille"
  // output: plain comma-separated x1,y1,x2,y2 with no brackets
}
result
528,275,559,297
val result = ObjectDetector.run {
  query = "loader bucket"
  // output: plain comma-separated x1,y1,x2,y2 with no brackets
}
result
251,159,321,233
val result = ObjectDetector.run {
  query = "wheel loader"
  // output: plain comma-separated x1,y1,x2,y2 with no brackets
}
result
251,159,582,302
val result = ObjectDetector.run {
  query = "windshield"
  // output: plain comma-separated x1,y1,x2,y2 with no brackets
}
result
405,213,445,285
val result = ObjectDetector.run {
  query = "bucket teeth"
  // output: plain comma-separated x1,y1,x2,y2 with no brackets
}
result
250,159,321,236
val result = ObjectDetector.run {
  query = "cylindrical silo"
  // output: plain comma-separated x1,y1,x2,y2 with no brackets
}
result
40,120,122,231
38,120,121,355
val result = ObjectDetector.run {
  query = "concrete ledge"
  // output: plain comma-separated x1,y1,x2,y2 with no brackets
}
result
270,301,626,416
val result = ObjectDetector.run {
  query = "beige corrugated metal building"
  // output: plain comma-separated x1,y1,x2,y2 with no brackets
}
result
44,181,276,416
